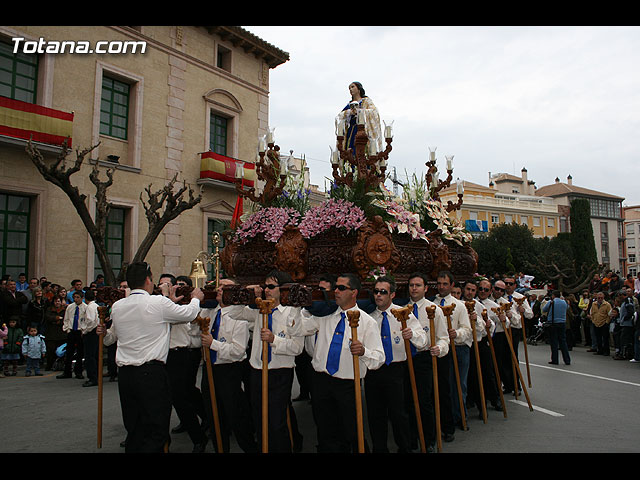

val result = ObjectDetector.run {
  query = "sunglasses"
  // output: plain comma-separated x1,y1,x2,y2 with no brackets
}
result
264,284,279,290
335,284,353,291
494,286,505,292
478,287,491,292
373,288,389,296
504,281,515,285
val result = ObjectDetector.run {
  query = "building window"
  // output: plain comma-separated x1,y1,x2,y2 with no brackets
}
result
629,254,636,264
533,216,540,227
491,214,499,224
94,207,125,282
628,238,635,250
207,218,227,281
547,217,555,228
630,267,637,277
0,193,30,279
209,113,228,155
217,45,231,72
100,76,130,140
0,40,38,103
626,223,635,236
469,211,478,221
521,215,528,226
505,214,512,224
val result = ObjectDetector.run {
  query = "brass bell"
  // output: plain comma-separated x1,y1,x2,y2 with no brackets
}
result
189,259,208,288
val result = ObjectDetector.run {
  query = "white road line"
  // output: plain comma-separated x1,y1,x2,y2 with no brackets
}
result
527,362,640,388
509,399,564,417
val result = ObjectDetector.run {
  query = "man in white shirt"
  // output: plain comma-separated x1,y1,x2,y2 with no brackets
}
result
434,271,472,434
365,275,426,453
200,277,258,453
57,290,86,380
489,279,517,395
402,272,449,453
503,275,533,395
80,288,99,387
231,270,304,453
287,272,385,453
101,261,203,453
464,280,502,414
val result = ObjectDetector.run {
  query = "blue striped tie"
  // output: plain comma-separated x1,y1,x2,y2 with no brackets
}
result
409,304,418,356
381,311,393,365
210,309,221,364
440,298,445,306
73,305,79,331
326,312,346,375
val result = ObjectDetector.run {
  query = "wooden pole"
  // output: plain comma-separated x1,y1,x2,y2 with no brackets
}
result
256,297,275,453
513,297,532,388
465,301,487,424
439,303,467,431
346,310,365,454
197,315,224,453
482,309,507,418
494,305,533,412
391,305,426,453
97,306,109,449
426,305,442,453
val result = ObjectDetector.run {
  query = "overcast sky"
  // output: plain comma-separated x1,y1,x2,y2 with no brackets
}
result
242,26,640,206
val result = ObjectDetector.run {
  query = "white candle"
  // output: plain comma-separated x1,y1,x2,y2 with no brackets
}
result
235,162,244,179
258,136,267,153
267,127,275,145
337,120,346,136
429,146,436,161
280,155,288,176
383,120,393,139
446,155,454,171
330,147,339,165
457,178,464,195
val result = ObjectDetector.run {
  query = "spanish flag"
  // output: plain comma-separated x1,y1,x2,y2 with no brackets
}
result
199,151,256,187
0,96,74,147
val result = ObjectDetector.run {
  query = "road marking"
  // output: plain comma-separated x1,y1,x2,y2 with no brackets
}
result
528,362,640,388
509,399,564,417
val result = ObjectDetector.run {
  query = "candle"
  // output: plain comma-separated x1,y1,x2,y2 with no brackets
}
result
280,155,288,176
457,178,464,195
337,119,346,137
267,127,275,145
235,162,244,179
330,147,339,165
429,146,436,161
258,136,267,153
431,171,439,185
357,108,365,125
446,155,454,171
383,120,394,139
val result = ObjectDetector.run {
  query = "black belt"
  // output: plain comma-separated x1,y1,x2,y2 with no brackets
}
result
169,346,199,351
121,360,165,367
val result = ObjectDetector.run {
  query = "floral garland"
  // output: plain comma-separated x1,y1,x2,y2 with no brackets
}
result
370,198,430,241
298,198,366,239
234,207,301,244
423,199,473,246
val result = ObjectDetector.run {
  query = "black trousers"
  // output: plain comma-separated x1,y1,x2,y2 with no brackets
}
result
167,348,206,446
63,330,83,376
201,361,257,453
493,331,514,392
118,362,172,453
249,367,294,453
82,329,99,383
467,337,500,408
294,350,313,398
312,370,364,453
437,350,454,435
594,324,610,355
405,351,441,448
365,361,410,453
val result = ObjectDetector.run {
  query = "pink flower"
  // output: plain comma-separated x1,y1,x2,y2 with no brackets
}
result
298,199,366,239
234,207,301,244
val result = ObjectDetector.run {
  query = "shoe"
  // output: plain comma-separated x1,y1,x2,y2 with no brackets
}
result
492,401,503,411
613,355,625,360
75,374,84,379
192,438,208,453
109,376,117,382
35,372,43,376
171,422,187,434
427,444,437,453
586,348,597,352
56,373,72,379
82,380,98,387
630,359,640,363
292,393,310,402
594,352,603,355
442,433,455,443
548,361,558,365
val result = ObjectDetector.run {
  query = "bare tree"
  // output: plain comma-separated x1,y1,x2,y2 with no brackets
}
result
26,137,202,286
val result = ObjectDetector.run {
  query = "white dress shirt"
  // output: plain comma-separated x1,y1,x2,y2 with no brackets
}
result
109,289,201,367
433,293,473,348
466,298,495,341
287,305,385,380
62,302,87,333
484,297,510,332
169,322,202,349
503,291,533,329
227,304,303,370
200,306,250,365
369,303,427,363
81,300,99,335
406,297,450,357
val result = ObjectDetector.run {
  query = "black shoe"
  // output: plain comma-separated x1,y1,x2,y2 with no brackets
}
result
109,376,117,382
171,422,187,434
192,438,208,453
56,373,72,379
442,433,455,443
492,401,503,411
427,444,437,453
548,361,558,365
35,372,43,376
82,380,98,387
75,374,84,379
292,393,310,402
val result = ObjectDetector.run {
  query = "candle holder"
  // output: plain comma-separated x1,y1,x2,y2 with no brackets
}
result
333,119,393,192
234,139,287,206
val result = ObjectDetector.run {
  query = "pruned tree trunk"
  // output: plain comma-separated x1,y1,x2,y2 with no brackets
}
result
25,137,202,286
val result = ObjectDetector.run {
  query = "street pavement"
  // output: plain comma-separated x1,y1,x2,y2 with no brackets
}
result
2,340,639,454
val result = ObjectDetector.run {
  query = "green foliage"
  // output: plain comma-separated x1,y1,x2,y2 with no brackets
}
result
472,222,539,276
268,169,311,215
327,175,386,220
569,198,598,268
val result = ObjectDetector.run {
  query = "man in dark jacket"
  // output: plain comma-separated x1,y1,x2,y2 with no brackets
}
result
0,280,28,327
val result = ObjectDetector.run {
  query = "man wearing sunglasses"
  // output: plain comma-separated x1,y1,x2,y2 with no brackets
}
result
365,275,426,453
502,275,533,394
465,280,502,414
434,271,472,435
230,270,304,453
489,279,518,395
286,273,384,453
404,272,449,452
100,261,204,453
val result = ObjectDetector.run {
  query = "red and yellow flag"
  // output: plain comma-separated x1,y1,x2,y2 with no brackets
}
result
199,151,255,187
0,95,74,147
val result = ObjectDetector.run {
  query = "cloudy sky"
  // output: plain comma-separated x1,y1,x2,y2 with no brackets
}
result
243,26,640,205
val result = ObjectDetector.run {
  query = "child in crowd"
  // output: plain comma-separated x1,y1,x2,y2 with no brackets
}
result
2,319,23,376
22,325,46,376
0,322,7,378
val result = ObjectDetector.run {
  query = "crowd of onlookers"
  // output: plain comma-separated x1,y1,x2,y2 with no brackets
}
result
472,270,640,363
